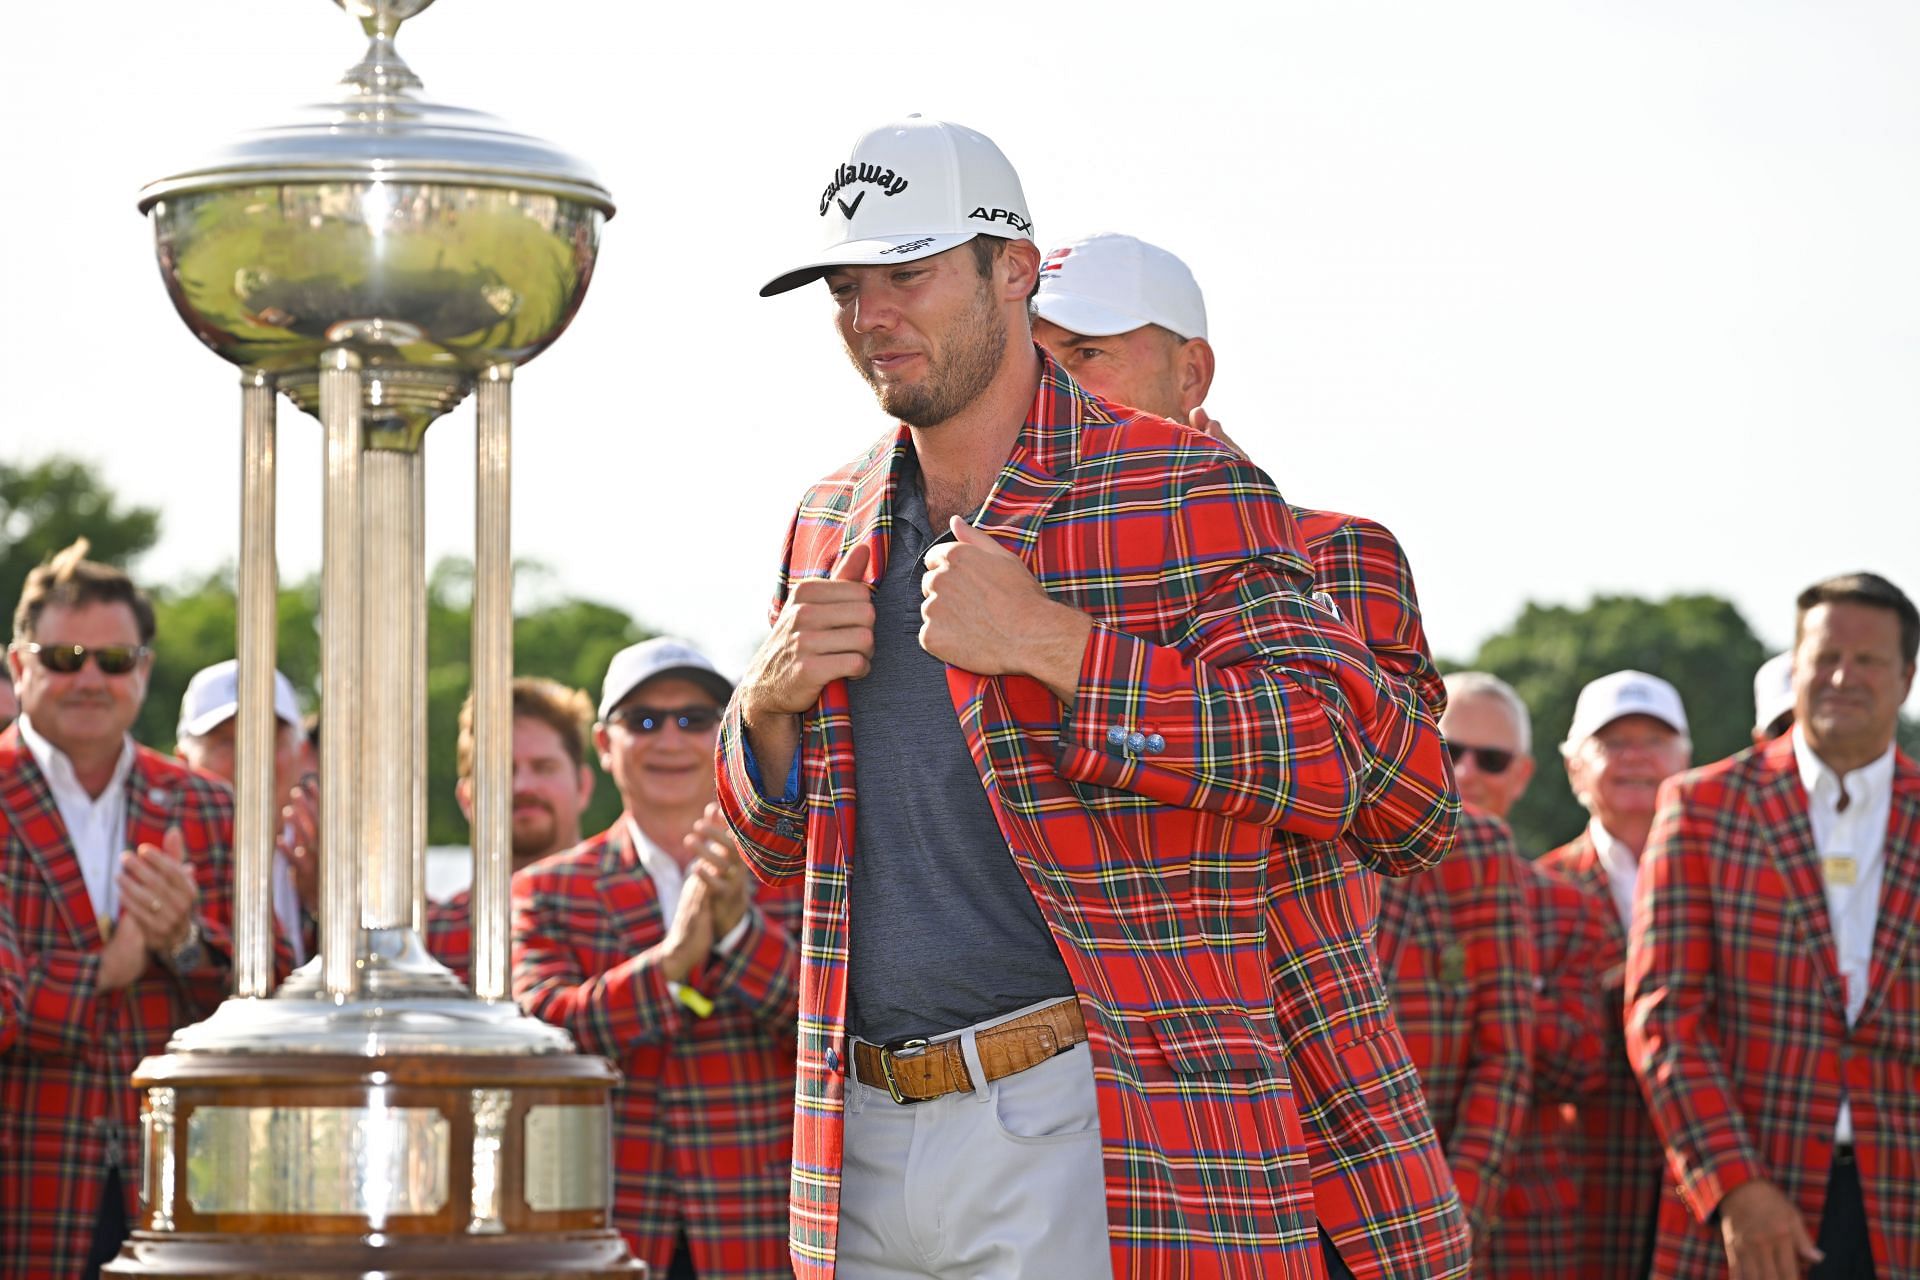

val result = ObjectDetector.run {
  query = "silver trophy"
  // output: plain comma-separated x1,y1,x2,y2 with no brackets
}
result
115,1,639,1273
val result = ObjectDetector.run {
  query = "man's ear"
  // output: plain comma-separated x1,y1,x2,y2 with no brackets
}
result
455,775,473,824
999,238,1042,302
1178,338,1217,417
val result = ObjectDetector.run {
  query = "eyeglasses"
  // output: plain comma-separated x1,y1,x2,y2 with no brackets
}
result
609,704,720,735
1446,742,1517,774
18,642,149,676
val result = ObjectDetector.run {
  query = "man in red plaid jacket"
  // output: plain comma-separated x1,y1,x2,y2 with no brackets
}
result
1541,668,1694,1278
1032,232,1469,1280
1630,573,1920,1280
515,639,801,1279
0,542,234,1280
1434,672,1613,1277
727,119,1428,1280
431,676,597,984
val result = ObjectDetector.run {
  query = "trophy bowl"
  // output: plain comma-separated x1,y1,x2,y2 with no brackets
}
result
142,98,612,380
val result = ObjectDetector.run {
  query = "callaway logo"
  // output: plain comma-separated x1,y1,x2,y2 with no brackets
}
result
969,206,1033,234
820,162,911,217
881,237,938,255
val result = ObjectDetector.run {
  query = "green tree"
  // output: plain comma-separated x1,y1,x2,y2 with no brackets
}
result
1,457,160,637
1464,594,1769,856
140,569,323,751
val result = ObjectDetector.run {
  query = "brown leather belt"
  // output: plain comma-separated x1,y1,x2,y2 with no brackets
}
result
851,999,1086,1105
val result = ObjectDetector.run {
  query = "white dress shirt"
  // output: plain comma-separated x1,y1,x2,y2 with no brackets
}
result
1792,726,1895,1145
274,827,307,966
1590,818,1642,934
16,714,136,926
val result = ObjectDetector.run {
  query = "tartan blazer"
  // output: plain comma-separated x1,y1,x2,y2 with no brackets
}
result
1538,829,1664,1279
1275,507,1468,1280
1627,735,1920,1278
717,357,1411,1280
1487,858,1611,1278
0,728,234,1280
512,820,802,1279
1374,807,1535,1263
424,887,473,986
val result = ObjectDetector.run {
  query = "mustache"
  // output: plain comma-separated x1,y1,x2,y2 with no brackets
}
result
510,794,554,815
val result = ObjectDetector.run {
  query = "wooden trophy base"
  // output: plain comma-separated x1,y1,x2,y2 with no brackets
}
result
104,1048,645,1279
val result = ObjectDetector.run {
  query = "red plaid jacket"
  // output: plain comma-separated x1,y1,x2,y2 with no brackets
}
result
1488,858,1611,1277
1628,735,1920,1278
0,728,234,1280
424,887,473,986
1374,808,1535,1264
1276,507,1468,1280
1538,829,1664,1279
718,357,1413,1280
512,820,802,1279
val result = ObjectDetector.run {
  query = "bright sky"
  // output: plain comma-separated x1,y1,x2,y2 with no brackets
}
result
6,1,1918,696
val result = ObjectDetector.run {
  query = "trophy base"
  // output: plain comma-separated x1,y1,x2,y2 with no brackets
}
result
104,1046,644,1279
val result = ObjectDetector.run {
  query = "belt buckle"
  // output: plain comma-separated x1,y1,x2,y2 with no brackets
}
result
879,1038,930,1105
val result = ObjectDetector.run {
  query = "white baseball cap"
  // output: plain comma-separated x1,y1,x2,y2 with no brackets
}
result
599,637,733,721
761,116,1034,297
1562,669,1690,751
178,659,303,740
1751,652,1796,735
1034,233,1209,341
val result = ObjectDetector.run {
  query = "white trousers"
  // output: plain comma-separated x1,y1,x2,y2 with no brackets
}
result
837,1000,1115,1280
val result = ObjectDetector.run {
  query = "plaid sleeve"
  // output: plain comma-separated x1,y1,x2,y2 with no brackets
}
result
1627,773,1765,1222
1054,459,1385,841
697,884,801,1035
1304,513,1458,876
512,879,687,1058
1437,816,1536,1239
717,512,811,885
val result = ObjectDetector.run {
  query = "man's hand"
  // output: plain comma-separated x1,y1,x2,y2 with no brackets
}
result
650,874,716,987
1188,407,1247,461
117,827,200,957
738,543,875,788
96,910,150,992
920,518,1092,704
1719,1179,1823,1280
684,803,751,939
277,778,321,908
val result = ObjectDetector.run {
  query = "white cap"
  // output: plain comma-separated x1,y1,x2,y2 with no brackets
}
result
1562,669,1689,751
1752,652,1796,734
598,637,733,721
1034,233,1209,341
761,116,1033,297
178,659,302,740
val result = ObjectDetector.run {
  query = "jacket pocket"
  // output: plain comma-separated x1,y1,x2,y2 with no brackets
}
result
1146,1009,1273,1075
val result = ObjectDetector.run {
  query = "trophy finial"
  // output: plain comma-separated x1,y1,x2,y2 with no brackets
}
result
332,0,437,94
333,0,438,41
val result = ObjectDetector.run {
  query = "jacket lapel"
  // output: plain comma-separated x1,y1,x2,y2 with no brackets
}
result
597,821,668,948
125,747,177,856
0,728,103,948
835,429,908,588
1755,739,1845,1009
1861,752,1920,1025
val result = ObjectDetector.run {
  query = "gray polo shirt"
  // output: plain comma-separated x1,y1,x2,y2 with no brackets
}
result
844,462,1075,1045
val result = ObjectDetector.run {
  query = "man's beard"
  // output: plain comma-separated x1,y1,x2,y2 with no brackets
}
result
850,281,1007,427
510,804,560,860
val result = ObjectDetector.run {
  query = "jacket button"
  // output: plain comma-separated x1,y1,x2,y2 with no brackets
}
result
1146,734,1166,754
1106,726,1127,747
1127,732,1147,754
825,1048,841,1073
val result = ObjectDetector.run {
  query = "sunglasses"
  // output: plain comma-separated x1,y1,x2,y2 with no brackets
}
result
19,642,150,676
610,704,721,735
1446,742,1517,774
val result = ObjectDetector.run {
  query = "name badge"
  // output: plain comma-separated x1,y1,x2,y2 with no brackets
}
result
1438,941,1468,985
1824,856,1858,888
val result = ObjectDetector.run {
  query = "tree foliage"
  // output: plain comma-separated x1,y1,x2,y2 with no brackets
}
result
142,557,650,847
1461,594,1769,856
0,458,160,638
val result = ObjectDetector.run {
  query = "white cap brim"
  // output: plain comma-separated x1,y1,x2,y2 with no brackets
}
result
1032,289,1155,338
180,698,300,740
760,232,979,297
